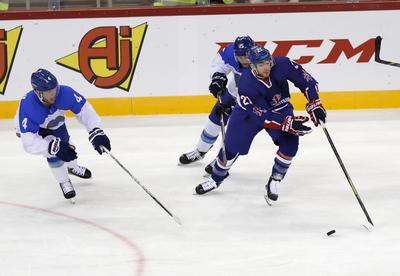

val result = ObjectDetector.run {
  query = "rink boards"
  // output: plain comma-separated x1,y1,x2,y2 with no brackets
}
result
0,3,399,118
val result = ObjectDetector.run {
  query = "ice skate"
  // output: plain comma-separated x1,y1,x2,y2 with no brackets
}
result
264,176,280,205
179,149,206,165
68,166,92,179
195,178,220,195
60,180,76,199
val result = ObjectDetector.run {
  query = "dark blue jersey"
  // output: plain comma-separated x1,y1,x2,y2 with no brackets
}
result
237,56,319,124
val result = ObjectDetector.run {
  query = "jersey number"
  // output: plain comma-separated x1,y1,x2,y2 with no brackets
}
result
240,95,252,106
22,118,28,130
74,94,83,103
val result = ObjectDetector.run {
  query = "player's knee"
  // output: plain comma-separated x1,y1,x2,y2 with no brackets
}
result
277,134,299,157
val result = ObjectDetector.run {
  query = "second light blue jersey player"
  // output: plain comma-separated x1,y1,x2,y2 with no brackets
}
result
179,36,255,168
195,46,327,203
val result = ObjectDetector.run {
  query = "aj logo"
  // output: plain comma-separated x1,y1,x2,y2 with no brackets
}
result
56,23,147,92
0,26,23,95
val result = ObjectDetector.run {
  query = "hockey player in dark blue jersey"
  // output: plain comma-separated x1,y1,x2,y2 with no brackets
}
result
14,69,111,201
179,36,255,169
195,45,327,203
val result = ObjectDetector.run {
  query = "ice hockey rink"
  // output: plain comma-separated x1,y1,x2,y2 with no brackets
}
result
1,109,399,276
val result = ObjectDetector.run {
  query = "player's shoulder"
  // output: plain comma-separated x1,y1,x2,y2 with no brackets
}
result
58,85,77,95
19,90,47,124
238,69,258,89
273,56,292,67
20,90,40,111
271,56,297,77
239,68,254,82
56,85,84,105
219,44,237,66
221,43,235,55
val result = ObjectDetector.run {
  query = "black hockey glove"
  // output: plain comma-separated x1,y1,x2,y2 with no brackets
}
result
306,99,327,126
48,137,77,162
281,116,312,136
89,128,111,155
215,98,236,117
209,72,228,98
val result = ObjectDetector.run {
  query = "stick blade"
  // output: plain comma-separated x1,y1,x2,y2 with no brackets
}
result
375,36,382,62
363,222,374,231
173,215,182,225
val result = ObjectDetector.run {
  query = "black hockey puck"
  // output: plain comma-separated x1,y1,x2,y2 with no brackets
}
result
326,230,336,236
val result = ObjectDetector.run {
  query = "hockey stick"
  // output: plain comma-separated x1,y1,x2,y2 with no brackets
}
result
101,146,182,225
217,94,228,165
375,36,400,67
320,122,374,227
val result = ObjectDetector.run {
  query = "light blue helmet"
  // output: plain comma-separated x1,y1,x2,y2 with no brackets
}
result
247,45,273,66
233,36,255,56
31,68,58,92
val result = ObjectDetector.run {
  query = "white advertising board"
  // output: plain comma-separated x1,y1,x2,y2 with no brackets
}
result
0,9,398,101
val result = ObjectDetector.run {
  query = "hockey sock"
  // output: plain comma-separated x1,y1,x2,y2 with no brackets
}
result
48,158,70,183
271,152,292,180
211,151,239,183
196,120,221,153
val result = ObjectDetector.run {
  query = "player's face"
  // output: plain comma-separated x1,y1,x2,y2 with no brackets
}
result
236,55,251,67
41,87,58,105
255,60,273,79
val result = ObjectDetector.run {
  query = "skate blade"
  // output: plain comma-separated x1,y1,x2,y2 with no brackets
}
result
69,198,76,204
264,195,272,206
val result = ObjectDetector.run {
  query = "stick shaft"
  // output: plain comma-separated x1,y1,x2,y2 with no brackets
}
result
321,124,374,226
217,94,227,165
101,146,181,225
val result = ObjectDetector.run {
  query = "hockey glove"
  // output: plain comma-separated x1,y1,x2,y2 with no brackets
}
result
264,116,312,136
89,128,111,155
306,99,327,126
209,72,228,98
48,137,77,162
215,98,236,117
281,116,312,136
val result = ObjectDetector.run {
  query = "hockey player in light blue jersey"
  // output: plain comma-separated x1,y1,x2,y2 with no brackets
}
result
14,69,111,200
179,36,255,170
195,45,327,203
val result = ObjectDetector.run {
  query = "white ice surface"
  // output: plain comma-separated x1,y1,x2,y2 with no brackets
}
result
1,109,400,276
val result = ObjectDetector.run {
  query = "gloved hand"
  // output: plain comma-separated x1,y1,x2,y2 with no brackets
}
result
209,72,228,98
89,128,111,155
215,99,236,117
306,99,327,126
48,137,77,162
281,116,312,136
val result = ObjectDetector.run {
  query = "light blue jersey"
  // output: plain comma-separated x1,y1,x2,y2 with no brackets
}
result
14,85,101,157
210,43,250,98
17,85,86,134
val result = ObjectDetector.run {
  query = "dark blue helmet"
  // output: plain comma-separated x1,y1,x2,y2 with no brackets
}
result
247,45,273,65
233,36,255,56
31,68,58,92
